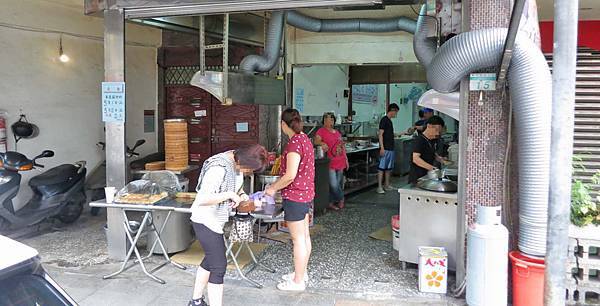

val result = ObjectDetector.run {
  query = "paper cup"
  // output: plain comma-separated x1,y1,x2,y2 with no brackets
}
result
105,187,117,203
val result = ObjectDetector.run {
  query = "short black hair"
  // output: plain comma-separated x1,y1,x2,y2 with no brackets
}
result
427,115,445,127
388,103,400,112
418,110,425,118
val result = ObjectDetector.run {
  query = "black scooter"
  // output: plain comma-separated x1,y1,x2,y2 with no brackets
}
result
0,150,87,231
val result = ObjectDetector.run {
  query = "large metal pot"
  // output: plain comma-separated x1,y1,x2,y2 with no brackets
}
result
427,169,444,180
257,173,280,185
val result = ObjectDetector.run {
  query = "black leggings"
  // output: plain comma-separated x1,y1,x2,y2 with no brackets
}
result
192,222,227,284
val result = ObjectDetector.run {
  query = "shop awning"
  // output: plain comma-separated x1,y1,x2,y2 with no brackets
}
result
85,0,381,18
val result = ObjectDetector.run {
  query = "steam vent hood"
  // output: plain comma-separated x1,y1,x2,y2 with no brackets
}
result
190,71,285,105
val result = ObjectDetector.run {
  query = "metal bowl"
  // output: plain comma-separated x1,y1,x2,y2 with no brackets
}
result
257,174,280,185
417,178,458,193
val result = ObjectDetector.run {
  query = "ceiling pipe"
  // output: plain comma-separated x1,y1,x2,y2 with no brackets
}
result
239,11,285,74
241,11,419,74
286,10,416,33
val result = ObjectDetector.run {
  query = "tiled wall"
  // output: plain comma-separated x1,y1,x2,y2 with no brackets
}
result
464,0,513,230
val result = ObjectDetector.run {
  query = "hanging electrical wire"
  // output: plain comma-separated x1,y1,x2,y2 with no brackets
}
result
0,21,159,48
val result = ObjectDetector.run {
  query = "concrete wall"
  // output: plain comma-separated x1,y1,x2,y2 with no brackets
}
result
285,8,418,67
292,65,349,116
287,28,416,65
0,0,161,209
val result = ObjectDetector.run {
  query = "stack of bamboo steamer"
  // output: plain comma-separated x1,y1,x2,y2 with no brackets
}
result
164,119,188,171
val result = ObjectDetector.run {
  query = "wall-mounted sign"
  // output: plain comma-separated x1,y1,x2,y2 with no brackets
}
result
144,110,155,133
194,110,207,117
236,122,249,133
295,88,305,112
469,73,497,91
102,82,125,122
352,84,379,104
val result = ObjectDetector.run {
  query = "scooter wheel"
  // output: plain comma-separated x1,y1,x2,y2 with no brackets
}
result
58,201,83,224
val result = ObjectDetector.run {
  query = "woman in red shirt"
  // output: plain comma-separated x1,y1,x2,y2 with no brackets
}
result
265,108,314,292
314,112,349,210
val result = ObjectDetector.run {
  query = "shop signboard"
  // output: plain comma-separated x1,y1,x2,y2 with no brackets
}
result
352,84,379,104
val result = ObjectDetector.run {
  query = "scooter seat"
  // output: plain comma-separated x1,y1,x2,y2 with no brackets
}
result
29,164,80,187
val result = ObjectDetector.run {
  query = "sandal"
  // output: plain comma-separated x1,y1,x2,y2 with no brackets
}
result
328,203,340,211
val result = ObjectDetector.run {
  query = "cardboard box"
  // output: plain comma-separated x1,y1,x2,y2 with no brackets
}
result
418,246,448,294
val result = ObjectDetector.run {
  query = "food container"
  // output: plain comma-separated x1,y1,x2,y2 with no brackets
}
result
238,200,256,213
418,247,448,294
315,145,325,159
164,119,189,171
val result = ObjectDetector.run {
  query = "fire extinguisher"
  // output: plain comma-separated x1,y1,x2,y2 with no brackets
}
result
0,111,7,153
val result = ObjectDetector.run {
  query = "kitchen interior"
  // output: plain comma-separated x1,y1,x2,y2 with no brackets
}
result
289,62,461,271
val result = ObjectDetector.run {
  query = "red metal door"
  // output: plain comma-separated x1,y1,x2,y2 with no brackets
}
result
166,86,260,187
166,86,213,165
166,86,213,189
211,99,259,154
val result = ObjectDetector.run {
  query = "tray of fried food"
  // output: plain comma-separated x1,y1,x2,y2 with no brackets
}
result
115,192,168,205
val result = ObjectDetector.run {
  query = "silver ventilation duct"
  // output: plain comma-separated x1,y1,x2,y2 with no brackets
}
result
412,5,437,68
286,11,416,33
425,27,552,256
240,11,286,74
239,11,418,75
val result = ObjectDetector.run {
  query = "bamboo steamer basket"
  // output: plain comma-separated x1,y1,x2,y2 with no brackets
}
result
145,161,165,171
164,119,189,171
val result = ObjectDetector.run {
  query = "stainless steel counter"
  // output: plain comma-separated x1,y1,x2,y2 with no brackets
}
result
346,144,379,154
344,145,380,195
397,186,459,270
393,136,415,176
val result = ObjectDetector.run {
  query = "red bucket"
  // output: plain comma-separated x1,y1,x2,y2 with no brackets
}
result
509,251,545,306
391,215,400,230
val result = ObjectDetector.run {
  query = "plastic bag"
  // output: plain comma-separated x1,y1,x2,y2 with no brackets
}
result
141,170,182,196
115,179,169,204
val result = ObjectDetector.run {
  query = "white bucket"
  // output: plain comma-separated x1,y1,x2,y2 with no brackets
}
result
393,228,400,251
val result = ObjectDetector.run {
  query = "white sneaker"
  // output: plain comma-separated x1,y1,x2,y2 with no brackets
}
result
281,271,309,283
376,187,385,194
277,279,306,291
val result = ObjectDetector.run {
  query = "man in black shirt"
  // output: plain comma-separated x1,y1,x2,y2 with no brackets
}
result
409,115,448,184
377,103,400,194
413,108,434,133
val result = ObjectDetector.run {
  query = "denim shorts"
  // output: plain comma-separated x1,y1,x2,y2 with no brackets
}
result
378,150,395,171
283,199,311,222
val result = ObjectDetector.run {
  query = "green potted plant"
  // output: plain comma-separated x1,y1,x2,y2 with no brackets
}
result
571,157,600,227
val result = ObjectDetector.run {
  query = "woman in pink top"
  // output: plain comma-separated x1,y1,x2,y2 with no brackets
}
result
314,112,349,210
265,108,314,292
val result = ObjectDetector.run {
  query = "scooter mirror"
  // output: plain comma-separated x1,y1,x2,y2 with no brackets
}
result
133,139,146,149
36,150,55,159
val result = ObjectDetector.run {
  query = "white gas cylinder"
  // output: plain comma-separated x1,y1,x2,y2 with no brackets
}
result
466,205,509,306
